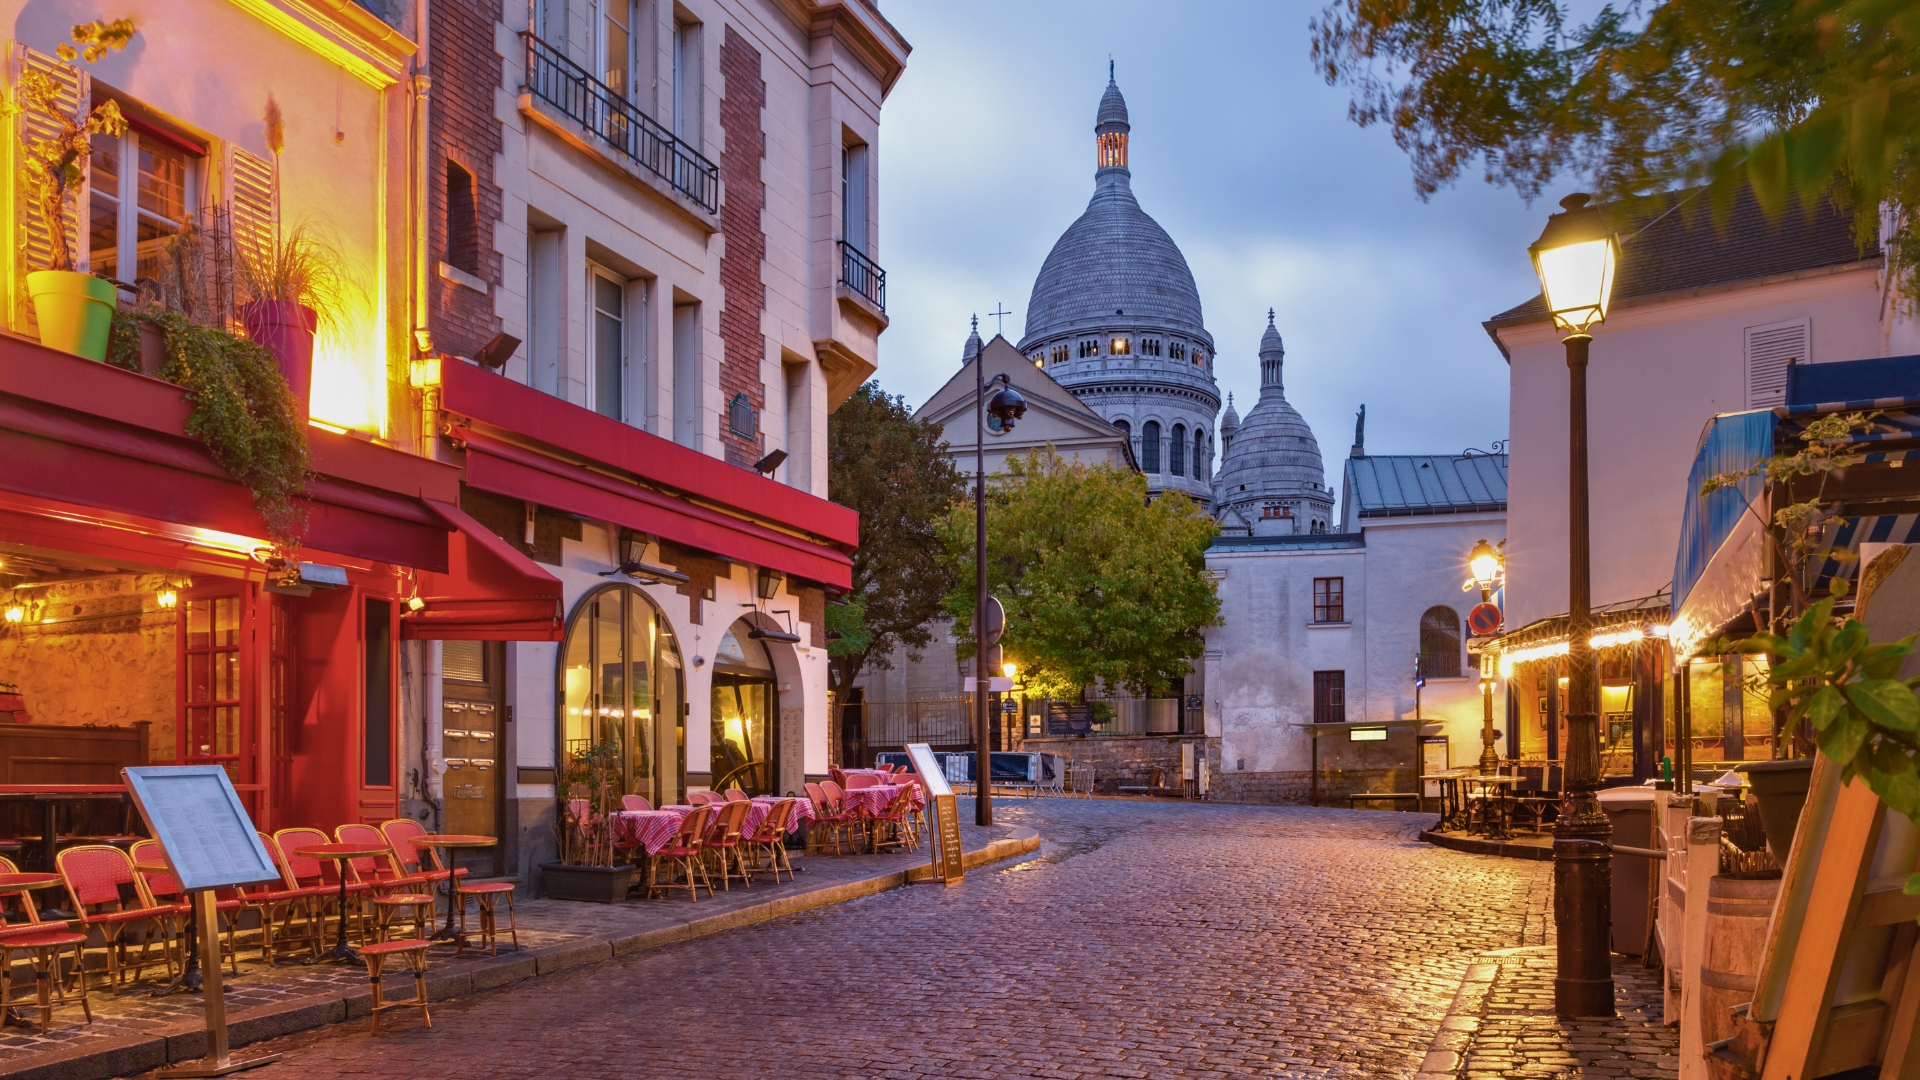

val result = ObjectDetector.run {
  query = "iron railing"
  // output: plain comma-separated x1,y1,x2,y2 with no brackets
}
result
522,33,719,214
860,697,972,748
838,240,886,311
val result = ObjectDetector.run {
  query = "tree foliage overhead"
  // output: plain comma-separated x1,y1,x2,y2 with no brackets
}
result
826,381,966,697
1310,0,1920,302
941,451,1221,701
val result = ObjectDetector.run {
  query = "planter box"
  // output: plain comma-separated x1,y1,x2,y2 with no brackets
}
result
540,861,639,904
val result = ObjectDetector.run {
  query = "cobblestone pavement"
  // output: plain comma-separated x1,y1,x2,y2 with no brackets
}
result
1420,946,1677,1079
156,799,1556,1079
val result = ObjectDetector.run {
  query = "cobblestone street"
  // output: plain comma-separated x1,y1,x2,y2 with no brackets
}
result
173,799,1559,1079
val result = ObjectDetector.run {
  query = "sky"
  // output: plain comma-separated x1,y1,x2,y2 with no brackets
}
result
873,0,1560,467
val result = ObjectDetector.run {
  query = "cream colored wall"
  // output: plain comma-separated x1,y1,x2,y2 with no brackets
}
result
0,574,176,762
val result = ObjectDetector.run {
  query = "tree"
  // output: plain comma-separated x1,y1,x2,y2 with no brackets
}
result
1310,0,1920,304
940,450,1222,700
826,381,966,701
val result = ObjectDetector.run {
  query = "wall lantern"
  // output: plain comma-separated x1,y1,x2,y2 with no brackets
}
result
1527,193,1620,333
408,353,444,390
156,582,179,610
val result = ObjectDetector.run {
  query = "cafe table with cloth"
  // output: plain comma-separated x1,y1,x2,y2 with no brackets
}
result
609,797,811,857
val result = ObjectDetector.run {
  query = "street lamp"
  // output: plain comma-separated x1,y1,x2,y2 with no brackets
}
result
1468,539,1503,775
1529,192,1620,1019
973,320,1026,826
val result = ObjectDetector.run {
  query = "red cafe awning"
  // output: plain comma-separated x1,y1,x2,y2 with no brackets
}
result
401,501,565,641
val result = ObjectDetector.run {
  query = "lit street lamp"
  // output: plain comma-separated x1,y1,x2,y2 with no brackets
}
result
1467,538,1503,775
973,324,1026,826
1529,192,1620,1018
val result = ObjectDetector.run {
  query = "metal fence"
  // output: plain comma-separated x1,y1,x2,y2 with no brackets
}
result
522,33,720,214
1081,697,1184,735
838,240,886,311
860,696,973,748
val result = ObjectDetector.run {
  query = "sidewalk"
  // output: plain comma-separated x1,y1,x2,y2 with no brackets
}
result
1418,946,1678,1079
1,823,1039,1080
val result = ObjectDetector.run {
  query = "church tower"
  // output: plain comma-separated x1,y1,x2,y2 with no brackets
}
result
1016,70,1221,500
1213,312,1335,535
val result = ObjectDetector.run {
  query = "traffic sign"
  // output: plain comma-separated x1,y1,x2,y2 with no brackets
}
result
1468,601,1503,636
975,596,1005,647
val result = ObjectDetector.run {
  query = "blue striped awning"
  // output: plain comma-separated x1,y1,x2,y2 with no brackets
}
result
1672,409,1776,615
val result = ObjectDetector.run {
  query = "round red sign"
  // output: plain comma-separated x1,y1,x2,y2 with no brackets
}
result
1468,602,1503,636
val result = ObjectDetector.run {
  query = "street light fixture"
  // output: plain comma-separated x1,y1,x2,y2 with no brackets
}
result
1467,538,1504,776
1529,192,1620,1019
972,319,1026,827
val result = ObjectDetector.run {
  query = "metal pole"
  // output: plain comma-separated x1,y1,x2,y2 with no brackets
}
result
1480,583,1499,775
1554,330,1614,1017
975,357,992,827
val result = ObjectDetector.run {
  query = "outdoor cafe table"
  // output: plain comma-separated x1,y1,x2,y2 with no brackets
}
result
0,872,62,924
1460,775,1525,839
611,798,813,857
413,834,496,952
0,785,132,872
839,783,919,818
293,843,391,964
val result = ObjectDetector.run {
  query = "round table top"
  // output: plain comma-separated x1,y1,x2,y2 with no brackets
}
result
294,843,391,860
0,873,62,890
1461,775,1526,785
412,834,496,849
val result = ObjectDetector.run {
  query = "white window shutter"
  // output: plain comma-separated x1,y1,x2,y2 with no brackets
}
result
225,143,275,271
1745,318,1810,409
11,44,88,329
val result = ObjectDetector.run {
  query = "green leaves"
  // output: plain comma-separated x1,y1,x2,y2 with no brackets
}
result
1847,679,1920,731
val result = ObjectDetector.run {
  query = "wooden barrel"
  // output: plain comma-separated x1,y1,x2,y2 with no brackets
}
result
1700,872,1780,1049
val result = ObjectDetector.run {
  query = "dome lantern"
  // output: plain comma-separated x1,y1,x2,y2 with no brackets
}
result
1096,63,1129,174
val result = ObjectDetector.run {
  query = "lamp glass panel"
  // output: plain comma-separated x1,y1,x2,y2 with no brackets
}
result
1535,238,1616,330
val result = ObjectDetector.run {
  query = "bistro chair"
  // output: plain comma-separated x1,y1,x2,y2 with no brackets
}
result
648,805,714,901
336,824,430,892
129,839,244,976
620,795,653,812
843,773,878,790
358,937,432,1034
871,785,917,854
369,890,436,944
379,818,466,886
56,844,174,992
247,832,332,965
802,783,847,856
819,780,861,854
0,921,90,1033
744,798,796,884
723,789,749,803
459,880,519,955
275,827,372,947
0,854,43,926
703,800,754,891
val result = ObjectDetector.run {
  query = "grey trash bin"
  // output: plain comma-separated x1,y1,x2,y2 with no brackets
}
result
1597,785,1657,956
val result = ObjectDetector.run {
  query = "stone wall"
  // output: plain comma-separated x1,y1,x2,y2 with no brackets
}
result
1021,734,1204,794
0,574,176,762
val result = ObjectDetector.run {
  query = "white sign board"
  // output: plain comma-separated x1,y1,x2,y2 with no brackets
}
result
122,766,281,892
906,742,963,884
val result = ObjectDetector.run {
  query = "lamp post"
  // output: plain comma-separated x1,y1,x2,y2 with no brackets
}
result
1468,539,1503,775
973,338,1026,826
1529,192,1621,1018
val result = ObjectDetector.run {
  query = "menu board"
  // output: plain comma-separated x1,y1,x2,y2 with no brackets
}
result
122,766,281,892
1047,701,1091,735
906,743,963,884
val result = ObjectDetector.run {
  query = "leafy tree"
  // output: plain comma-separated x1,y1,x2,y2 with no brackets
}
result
1310,0,1920,304
940,450,1221,700
826,381,966,701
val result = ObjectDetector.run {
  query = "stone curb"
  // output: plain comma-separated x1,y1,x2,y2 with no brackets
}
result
1411,950,1509,1080
1418,828,1555,861
2,830,1042,1080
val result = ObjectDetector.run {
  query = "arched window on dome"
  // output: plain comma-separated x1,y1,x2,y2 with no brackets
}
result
1192,349,1207,367
1169,424,1185,475
1142,421,1161,473
1170,342,1185,361
1109,337,1131,356
1193,429,1206,479
1419,606,1463,679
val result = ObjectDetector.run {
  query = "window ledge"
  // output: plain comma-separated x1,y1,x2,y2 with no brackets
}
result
439,261,488,294
1308,621,1352,629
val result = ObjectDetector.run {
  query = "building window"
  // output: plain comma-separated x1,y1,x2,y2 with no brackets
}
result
1109,337,1131,356
1313,577,1344,623
1193,429,1206,479
445,161,478,275
1142,420,1161,472
1170,341,1185,360
600,0,634,98
89,125,195,286
1052,345,1068,364
589,266,626,421
1170,423,1186,475
1420,605,1463,678
841,142,869,253
1313,671,1345,723
672,17,700,141
1192,349,1206,366
561,583,687,807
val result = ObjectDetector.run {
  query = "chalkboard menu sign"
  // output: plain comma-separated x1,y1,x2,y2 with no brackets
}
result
122,766,281,892
1046,701,1092,736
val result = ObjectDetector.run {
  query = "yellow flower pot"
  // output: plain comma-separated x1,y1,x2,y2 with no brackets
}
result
27,270,117,362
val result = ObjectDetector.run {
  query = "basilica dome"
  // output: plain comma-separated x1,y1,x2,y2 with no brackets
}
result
1023,178,1209,342
1213,313,1334,534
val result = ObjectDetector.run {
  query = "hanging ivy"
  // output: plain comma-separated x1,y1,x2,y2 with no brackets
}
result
105,309,309,559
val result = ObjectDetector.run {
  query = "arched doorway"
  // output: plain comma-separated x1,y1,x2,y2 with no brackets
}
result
559,584,685,807
710,618,777,795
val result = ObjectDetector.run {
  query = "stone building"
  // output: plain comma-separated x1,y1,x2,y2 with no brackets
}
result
1213,313,1337,535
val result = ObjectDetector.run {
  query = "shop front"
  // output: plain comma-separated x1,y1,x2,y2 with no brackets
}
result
1491,600,1671,786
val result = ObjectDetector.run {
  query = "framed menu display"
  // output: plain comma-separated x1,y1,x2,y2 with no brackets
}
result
122,766,280,892
906,743,963,885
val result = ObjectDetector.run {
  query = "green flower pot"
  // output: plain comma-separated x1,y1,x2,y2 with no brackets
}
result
26,270,117,362
1739,758,1814,864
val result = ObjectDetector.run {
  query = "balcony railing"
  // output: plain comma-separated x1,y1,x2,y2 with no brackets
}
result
838,239,886,312
522,33,719,214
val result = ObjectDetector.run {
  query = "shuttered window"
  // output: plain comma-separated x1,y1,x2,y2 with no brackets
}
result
1744,318,1809,409
226,143,275,271
12,45,86,329
1313,671,1345,723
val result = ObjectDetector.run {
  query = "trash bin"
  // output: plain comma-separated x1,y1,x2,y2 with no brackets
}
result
1597,785,1658,956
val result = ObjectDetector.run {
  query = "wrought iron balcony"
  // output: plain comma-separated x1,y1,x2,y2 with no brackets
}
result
838,240,886,312
521,33,719,214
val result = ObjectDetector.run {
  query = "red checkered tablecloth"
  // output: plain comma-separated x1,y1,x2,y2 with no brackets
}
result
840,784,922,817
750,796,812,834
608,810,686,855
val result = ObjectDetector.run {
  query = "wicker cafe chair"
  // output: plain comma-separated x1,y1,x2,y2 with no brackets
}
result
359,937,432,1034
0,921,90,1033
802,783,847,856
871,785,917,854
0,854,44,926
843,773,879,790
56,844,174,993
723,789,750,803
819,780,862,854
703,800,754,892
247,832,333,965
275,827,372,949
621,795,653,812
129,839,245,976
648,805,714,901
893,774,930,839
745,799,796,884
379,818,466,886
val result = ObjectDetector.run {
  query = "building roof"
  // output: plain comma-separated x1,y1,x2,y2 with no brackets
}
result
1213,313,1330,514
1343,454,1508,518
1484,186,1880,348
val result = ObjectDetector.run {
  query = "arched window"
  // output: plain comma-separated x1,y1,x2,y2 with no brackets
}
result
1419,606,1462,678
1169,424,1186,475
561,583,687,806
1193,429,1206,478
1142,421,1161,472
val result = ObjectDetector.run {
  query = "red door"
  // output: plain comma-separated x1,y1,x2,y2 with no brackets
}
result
177,584,257,792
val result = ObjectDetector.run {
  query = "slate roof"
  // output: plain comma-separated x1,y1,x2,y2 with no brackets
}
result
1344,454,1508,518
1486,186,1879,330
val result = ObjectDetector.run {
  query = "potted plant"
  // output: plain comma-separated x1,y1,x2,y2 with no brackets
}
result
16,20,135,361
541,741,640,903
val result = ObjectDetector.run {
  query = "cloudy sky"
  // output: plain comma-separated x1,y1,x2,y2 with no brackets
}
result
873,1,1560,467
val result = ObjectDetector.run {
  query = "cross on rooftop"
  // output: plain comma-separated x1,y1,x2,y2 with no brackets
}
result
988,303,1013,335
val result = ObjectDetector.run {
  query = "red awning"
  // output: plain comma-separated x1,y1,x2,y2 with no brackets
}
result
400,501,565,641
457,429,855,589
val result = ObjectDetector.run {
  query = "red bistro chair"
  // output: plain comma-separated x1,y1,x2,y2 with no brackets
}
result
275,827,372,947
0,921,90,1032
337,824,435,943
745,798,796,883
723,789,749,803
56,844,174,992
702,800,753,891
245,832,333,965
129,839,245,976
648,805,714,901
621,795,653,812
